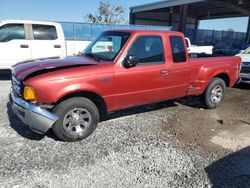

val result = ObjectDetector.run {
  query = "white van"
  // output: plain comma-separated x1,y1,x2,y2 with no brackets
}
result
0,20,91,69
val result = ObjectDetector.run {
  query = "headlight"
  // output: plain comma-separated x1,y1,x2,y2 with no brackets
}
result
23,86,37,101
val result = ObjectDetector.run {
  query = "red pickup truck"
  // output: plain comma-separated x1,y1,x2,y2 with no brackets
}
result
10,30,241,142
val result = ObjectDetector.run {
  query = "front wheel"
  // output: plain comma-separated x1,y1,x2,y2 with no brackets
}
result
52,97,99,142
201,78,226,109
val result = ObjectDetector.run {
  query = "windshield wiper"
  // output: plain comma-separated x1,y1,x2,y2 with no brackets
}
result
84,53,101,62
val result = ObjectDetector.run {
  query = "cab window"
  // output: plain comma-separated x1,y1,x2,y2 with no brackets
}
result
170,36,187,63
0,24,25,42
127,35,164,65
32,24,58,40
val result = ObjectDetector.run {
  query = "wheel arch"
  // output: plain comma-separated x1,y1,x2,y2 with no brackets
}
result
213,73,230,87
55,91,107,117
199,72,230,96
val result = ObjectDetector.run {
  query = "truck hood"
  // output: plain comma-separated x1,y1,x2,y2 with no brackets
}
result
12,56,98,80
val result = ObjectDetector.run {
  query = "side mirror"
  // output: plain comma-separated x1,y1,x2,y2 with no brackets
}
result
123,55,139,68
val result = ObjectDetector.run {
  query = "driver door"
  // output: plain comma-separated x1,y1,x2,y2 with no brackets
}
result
112,34,169,110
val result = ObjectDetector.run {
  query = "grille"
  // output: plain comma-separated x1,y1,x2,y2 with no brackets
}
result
241,67,250,74
12,76,21,95
242,62,250,66
240,62,250,74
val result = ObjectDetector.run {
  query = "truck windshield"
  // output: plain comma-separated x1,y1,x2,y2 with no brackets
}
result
243,47,250,54
83,31,131,61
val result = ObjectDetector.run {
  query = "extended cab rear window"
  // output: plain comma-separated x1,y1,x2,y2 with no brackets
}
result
170,36,187,63
32,24,58,40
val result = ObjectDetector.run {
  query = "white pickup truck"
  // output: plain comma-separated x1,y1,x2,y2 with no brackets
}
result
236,47,250,83
0,20,92,69
185,37,213,55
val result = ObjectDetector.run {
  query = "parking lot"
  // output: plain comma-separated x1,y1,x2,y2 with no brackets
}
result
0,73,250,187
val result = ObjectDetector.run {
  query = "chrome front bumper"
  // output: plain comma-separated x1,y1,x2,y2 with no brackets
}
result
10,89,59,134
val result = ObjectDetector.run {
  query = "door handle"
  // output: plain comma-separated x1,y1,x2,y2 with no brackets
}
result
160,69,168,75
20,44,29,48
54,45,61,48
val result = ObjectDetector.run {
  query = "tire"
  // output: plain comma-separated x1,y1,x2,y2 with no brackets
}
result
201,78,226,109
52,97,99,142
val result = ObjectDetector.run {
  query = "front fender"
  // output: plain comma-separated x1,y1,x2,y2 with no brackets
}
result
55,83,103,103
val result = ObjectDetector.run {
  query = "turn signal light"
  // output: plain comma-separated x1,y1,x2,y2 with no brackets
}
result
23,86,37,101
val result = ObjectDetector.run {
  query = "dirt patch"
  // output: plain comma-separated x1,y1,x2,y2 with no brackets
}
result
211,122,250,150
161,83,250,154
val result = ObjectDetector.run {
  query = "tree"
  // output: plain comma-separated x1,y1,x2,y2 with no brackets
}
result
86,0,125,24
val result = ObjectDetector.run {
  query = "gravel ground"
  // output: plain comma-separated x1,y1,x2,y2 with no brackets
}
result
0,77,249,187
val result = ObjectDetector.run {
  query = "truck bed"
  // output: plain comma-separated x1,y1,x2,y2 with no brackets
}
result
187,56,241,95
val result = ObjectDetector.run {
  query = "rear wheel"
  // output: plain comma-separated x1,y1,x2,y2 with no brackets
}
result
52,97,99,142
201,78,226,109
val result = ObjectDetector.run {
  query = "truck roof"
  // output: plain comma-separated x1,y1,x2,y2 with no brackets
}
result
0,19,61,26
106,29,183,35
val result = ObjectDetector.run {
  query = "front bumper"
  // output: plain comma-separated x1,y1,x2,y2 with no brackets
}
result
10,89,59,134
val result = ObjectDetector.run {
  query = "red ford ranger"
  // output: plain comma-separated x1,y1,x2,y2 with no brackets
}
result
10,30,241,142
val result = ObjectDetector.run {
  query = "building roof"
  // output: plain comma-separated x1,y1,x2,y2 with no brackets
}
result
130,0,250,20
